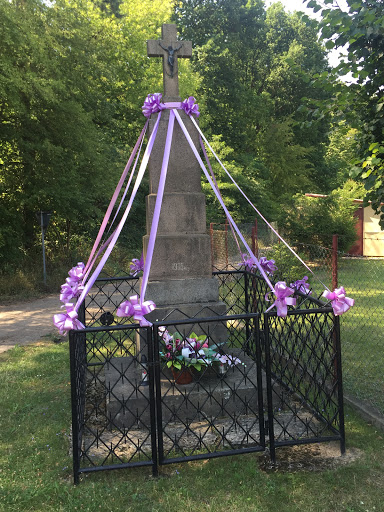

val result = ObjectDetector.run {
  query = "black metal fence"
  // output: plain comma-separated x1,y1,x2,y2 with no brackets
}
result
69,270,345,483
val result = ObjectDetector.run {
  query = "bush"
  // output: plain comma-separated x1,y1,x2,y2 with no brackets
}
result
277,181,363,253
265,243,308,285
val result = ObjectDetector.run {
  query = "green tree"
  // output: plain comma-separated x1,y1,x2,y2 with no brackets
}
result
174,0,331,204
278,180,364,252
305,0,384,226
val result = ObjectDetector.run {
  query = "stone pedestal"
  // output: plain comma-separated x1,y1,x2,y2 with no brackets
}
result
143,108,225,326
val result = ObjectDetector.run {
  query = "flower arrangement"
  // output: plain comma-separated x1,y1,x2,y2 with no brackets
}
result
158,327,242,373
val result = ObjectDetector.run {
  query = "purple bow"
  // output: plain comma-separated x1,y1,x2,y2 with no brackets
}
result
53,303,85,336
291,276,311,295
239,253,256,272
265,281,296,317
116,295,156,327
129,254,144,277
142,93,166,118
259,257,277,275
181,96,200,117
66,262,85,287
59,282,84,303
322,287,354,316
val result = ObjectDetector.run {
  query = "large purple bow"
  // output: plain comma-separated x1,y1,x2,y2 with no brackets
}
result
322,287,354,316
181,96,200,117
60,282,84,303
265,281,296,317
291,275,312,295
116,295,156,327
142,93,166,118
67,262,85,286
59,262,85,303
129,254,144,277
53,303,85,336
259,257,277,275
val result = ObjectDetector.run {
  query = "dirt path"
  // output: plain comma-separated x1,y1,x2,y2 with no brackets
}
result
0,294,62,354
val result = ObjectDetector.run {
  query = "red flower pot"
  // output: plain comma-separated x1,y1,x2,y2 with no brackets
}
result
171,366,194,385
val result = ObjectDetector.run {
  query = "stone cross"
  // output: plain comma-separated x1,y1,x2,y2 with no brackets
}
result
143,24,226,340
147,24,192,102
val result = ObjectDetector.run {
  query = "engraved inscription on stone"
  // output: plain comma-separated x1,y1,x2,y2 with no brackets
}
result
172,262,189,272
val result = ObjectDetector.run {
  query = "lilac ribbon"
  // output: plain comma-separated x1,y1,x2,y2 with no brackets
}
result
116,295,156,327
140,110,175,307
180,96,200,117
322,287,354,316
190,116,331,293
291,276,312,295
173,109,275,294
72,112,162,316
129,254,144,277
265,282,296,317
259,257,277,275
115,110,174,324
142,93,166,118
53,303,85,336
83,121,148,280
201,138,243,260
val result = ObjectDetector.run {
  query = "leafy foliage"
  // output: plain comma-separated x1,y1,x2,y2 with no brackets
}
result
305,0,384,227
174,0,331,202
278,180,363,252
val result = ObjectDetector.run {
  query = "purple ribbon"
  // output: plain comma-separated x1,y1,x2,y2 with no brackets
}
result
142,93,166,118
173,109,275,294
83,121,148,280
322,287,354,316
189,116,331,293
52,303,85,336
180,96,200,117
291,276,312,295
265,282,296,317
129,254,144,277
116,295,156,327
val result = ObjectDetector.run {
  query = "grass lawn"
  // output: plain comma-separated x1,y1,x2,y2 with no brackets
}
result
337,257,384,413
1,341,383,512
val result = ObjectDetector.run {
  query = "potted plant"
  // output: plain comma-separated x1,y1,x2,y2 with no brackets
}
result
158,327,243,384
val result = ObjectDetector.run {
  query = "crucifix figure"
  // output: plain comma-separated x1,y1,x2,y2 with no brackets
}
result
147,24,192,102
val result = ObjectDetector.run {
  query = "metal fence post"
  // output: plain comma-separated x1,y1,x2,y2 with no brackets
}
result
224,218,228,268
69,331,80,485
332,234,338,290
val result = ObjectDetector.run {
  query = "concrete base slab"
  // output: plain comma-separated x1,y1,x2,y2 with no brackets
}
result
105,349,262,430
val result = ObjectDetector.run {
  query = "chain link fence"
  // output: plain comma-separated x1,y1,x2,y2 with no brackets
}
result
210,223,384,418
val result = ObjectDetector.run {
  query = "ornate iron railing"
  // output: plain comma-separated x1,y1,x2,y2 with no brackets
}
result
69,269,345,483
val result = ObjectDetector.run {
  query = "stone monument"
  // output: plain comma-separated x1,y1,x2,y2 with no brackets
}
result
144,24,226,323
